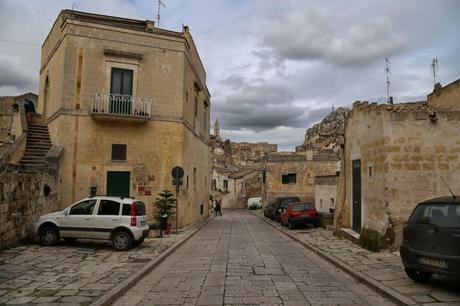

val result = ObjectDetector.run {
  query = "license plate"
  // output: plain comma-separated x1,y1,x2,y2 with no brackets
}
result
419,257,447,269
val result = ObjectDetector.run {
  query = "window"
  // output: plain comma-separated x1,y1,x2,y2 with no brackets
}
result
194,96,198,117
193,168,197,190
97,200,121,216
187,175,189,189
69,200,97,215
186,91,189,102
112,144,127,161
110,68,133,96
212,179,216,191
122,204,131,216
368,166,373,178
282,173,297,184
223,180,228,190
292,203,315,211
410,203,460,228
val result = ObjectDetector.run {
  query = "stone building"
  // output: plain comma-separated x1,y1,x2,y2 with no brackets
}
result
314,175,338,213
263,153,337,205
37,10,211,227
335,79,460,250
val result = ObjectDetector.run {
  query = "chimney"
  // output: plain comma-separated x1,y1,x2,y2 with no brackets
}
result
145,20,155,31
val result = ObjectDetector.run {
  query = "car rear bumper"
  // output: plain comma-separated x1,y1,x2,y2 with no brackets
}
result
291,216,319,225
400,242,460,277
131,226,150,240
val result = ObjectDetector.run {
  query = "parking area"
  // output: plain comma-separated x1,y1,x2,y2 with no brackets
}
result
0,230,190,305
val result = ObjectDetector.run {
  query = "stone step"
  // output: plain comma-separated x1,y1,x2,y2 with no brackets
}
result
26,140,52,145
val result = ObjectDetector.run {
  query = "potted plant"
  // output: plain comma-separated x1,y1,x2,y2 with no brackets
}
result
154,189,176,237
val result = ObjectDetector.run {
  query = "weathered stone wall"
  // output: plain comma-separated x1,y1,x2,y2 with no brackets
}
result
428,79,460,111
0,167,60,249
264,154,336,204
314,175,338,213
336,96,460,250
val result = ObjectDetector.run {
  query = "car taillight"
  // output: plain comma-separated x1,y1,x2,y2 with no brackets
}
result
131,203,137,226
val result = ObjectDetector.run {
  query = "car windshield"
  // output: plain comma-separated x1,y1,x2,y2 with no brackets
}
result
280,197,300,208
292,203,314,211
410,203,460,228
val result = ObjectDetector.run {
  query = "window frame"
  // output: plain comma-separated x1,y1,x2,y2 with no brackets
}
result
111,144,127,161
69,199,97,216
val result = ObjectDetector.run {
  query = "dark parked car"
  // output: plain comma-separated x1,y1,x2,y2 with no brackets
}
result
400,196,460,282
264,196,301,221
280,202,319,229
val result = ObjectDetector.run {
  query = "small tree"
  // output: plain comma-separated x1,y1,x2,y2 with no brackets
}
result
154,189,176,237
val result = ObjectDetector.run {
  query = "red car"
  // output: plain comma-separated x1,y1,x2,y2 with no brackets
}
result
280,202,319,229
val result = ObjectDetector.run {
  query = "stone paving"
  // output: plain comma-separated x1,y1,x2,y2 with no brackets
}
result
0,227,197,305
255,210,460,306
114,210,396,305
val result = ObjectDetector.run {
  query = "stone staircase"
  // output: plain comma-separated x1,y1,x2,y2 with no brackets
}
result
19,124,52,167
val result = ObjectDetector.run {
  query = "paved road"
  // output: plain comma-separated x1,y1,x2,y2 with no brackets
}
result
114,210,396,305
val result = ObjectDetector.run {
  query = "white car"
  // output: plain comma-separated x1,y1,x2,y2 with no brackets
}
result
35,196,149,251
247,197,263,210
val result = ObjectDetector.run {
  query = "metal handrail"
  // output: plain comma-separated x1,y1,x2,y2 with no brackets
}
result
91,93,152,118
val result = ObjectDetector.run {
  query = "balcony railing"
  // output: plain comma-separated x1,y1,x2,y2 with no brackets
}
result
91,93,152,120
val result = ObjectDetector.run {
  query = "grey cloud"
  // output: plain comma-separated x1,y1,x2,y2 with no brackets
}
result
213,80,331,132
0,57,36,92
257,3,407,67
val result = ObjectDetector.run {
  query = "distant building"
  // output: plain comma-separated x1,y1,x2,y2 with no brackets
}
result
335,79,460,250
263,153,336,205
38,10,211,227
314,175,338,213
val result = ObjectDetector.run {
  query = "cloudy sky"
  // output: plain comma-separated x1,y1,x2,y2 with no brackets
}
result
1,0,459,150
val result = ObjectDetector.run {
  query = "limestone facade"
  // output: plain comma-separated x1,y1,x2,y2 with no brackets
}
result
335,79,460,249
38,10,211,227
263,153,336,205
314,175,338,213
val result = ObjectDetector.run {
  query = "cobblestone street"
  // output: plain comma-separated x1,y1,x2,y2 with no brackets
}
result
255,210,460,306
0,225,202,305
115,210,396,306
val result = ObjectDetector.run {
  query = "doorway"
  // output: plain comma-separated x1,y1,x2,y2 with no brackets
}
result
352,160,362,233
107,171,130,197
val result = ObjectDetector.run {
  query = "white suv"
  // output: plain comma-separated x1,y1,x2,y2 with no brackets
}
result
35,196,150,251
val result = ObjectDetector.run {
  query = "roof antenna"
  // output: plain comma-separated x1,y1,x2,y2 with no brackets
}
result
157,0,166,28
432,57,439,86
385,57,392,104
72,1,76,10
440,176,456,199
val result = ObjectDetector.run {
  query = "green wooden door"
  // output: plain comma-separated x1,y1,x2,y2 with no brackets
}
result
107,171,130,197
352,160,362,233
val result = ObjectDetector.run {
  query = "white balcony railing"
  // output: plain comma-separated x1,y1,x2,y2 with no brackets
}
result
91,93,152,119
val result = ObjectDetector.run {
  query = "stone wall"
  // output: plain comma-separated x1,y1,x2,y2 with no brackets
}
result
314,175,338,213
335,93,460,250
0,166,61,249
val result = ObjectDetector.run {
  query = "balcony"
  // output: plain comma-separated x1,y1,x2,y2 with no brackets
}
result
91,93,152,122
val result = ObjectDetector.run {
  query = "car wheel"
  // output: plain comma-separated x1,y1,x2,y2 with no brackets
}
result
405,268,432,282
40,226,59,246
288,219,294,229
64,238,77,243
133,238,145,246
112,231,133,251
313,221,320,228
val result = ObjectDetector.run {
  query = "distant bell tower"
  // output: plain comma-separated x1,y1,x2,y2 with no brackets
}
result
214,118,221,140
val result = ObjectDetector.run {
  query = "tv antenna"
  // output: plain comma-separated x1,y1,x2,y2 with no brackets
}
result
440,176,456,199
385,57,392,104
432,57,439,86
157,0,166,28
72,1,76,10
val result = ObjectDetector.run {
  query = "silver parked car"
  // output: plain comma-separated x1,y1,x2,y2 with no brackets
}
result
35,196,149,251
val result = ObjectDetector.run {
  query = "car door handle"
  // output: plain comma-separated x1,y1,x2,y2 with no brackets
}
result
84,218,91,221
112,218,119,221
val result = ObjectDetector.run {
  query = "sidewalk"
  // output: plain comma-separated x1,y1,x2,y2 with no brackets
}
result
253,210,460,306
0,218,210,305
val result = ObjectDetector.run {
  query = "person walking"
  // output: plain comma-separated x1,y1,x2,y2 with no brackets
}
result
215,199,222,216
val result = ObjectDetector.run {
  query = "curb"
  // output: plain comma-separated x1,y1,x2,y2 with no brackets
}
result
90,216,214,306
252,212,418,306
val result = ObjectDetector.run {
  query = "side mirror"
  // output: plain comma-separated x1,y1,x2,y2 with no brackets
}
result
64,209,69,216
